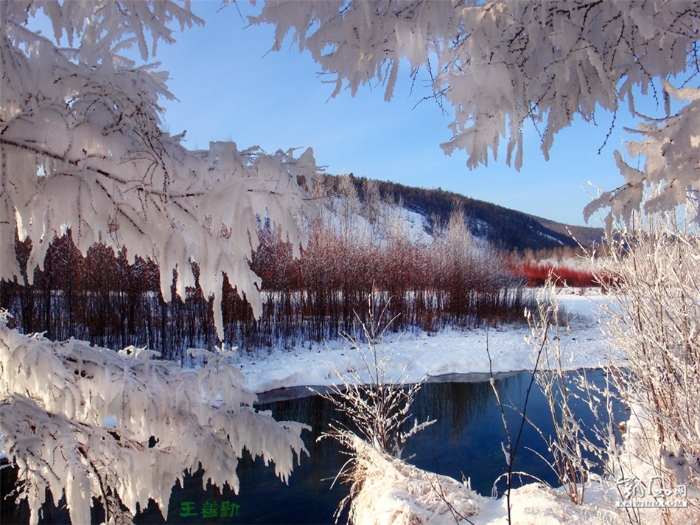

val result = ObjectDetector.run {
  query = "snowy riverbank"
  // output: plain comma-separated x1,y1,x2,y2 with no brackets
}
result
233,288,619,396
229,288,693,525
234,288,668,525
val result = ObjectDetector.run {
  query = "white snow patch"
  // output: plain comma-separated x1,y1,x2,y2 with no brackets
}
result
234,289,618,395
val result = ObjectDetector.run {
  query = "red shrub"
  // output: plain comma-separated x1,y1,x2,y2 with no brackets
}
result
516,260,597,287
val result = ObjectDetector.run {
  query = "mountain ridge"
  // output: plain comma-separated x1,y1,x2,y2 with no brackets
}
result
325,174,604,252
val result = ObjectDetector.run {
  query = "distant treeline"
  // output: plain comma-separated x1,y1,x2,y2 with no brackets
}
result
0,178,532,360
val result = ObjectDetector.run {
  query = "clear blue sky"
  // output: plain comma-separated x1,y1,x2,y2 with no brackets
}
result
154,1,662,227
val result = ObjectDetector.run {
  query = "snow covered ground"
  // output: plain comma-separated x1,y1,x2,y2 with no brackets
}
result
233,288,687,525
3,287,683,524
233,288,619,396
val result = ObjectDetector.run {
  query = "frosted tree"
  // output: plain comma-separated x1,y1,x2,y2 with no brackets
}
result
250,0,700,223
0,0,317,334
0,323,310,524
1,1,315,523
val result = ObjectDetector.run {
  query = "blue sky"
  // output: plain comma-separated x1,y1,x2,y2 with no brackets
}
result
153,1,661,227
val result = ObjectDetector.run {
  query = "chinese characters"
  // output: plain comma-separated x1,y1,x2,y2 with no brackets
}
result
616,476,687,508
179,500,241,519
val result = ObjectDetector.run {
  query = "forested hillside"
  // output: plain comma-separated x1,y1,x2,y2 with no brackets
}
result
324,174,604,251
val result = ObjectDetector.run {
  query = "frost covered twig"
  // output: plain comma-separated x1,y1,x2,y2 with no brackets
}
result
318,294,439,523
423,472,477,525
0,312,308,525
527,279,595,505
488,312,549,523
596,202,700,523
319,296,434,457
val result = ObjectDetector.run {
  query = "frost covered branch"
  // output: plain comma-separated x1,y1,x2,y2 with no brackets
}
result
0,1,319,340
319,297,434,457
527,281,595,505
585,83,700,229
0,310,309,524
317,296,440,522
251,0,700,222
596,203,700,523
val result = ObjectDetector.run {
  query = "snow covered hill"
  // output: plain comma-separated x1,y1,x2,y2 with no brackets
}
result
323,174,605,252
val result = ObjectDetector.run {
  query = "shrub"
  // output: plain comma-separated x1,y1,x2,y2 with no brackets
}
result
598,208,700,524
515,259,598,287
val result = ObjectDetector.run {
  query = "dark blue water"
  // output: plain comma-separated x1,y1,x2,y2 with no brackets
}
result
1,369,624,524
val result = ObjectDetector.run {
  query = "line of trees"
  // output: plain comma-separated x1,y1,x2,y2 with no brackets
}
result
0,178,528,360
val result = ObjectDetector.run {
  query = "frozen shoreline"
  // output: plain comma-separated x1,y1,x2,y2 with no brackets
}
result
233,288,620,397
241,288,645,525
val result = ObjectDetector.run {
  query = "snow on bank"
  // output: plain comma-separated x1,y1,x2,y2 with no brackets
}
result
233,289,619,395
238,289,689,525
470,483,619,525
233,289,644,524
336,432,631,525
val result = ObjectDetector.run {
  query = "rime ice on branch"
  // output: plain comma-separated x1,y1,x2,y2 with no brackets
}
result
250,0,700,223
0,311,309,524
0,1,318,339
0,2,316,524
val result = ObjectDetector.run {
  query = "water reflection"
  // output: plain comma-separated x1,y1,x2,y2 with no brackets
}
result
407,372,552,496
1,370,623,524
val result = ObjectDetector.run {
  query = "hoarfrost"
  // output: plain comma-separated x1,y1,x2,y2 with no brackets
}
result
0,315,309,524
